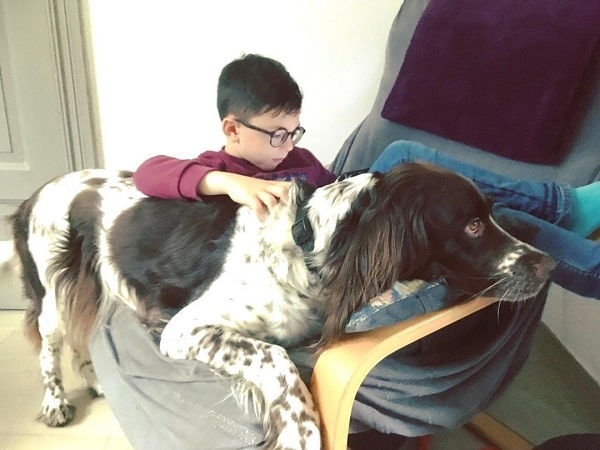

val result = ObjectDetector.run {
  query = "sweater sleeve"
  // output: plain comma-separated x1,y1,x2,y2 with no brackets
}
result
133,155,215,200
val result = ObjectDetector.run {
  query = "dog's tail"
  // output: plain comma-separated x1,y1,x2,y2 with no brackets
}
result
0,241,42,348
9,198,48,350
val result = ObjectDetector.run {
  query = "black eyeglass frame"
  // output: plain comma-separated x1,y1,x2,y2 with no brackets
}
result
235,118,305,147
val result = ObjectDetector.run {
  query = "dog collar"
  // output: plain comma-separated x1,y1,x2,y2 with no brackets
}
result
292,182,317,255
292,196,315,253
292,170,367,254
292,198,315,254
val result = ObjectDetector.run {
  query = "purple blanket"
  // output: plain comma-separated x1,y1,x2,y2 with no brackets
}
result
381,0,600,164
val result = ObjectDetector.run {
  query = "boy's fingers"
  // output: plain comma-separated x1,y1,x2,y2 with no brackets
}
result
268,181,291,202
246,181,292,220
260,192,279,212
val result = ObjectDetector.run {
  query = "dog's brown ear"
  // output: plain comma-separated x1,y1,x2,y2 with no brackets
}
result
315,184,431,350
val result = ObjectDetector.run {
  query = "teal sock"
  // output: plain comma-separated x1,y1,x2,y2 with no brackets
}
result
569,181,600,237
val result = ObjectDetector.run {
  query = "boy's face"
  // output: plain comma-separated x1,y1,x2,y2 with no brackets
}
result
225,110,300,171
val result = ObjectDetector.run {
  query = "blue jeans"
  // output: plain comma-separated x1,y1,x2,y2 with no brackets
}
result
370,140,600,299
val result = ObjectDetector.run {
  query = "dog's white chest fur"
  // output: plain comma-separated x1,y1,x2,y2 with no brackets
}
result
160,206,324,355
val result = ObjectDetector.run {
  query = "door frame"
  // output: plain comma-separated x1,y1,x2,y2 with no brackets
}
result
47,0,103,171
0,0,101,308
0,0,101,234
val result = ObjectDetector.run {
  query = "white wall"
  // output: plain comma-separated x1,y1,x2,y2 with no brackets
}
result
543,285,600,384
87,0,403,170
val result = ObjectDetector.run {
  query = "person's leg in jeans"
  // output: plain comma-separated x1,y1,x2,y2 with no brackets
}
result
370,140,600,299
492,204,600,299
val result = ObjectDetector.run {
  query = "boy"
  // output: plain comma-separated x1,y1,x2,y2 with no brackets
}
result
133,54,335,221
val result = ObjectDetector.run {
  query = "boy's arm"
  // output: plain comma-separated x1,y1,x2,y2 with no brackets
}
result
133,155,290,219
199,172,290,220
133,155,213,200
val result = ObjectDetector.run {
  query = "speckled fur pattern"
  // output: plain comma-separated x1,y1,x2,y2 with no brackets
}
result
9,164,554,449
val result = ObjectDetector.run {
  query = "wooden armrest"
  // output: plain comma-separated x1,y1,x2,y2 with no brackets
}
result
310,295,497,450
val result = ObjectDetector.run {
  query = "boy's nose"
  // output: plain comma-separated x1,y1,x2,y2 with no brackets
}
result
281,137,295,152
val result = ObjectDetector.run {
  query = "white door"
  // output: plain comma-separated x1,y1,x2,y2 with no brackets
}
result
0,0,100,308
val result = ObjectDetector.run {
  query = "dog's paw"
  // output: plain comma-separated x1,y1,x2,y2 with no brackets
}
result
87,386,104,398
36,401,76,427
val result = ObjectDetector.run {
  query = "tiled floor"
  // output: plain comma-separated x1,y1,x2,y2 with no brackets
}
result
0,310,131,450
2,305,599,450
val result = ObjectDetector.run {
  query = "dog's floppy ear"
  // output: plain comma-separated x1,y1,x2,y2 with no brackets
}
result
316,177,430,349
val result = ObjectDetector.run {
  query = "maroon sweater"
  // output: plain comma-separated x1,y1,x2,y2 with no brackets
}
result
133,147,336,200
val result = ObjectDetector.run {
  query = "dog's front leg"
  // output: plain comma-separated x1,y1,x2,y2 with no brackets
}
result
160,325,320,450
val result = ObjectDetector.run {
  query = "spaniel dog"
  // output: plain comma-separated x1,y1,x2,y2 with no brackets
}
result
10,163,554,449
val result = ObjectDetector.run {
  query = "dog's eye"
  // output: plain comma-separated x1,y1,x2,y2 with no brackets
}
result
465,218,484,237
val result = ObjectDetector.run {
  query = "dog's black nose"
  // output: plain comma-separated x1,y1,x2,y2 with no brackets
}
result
533,254,556,280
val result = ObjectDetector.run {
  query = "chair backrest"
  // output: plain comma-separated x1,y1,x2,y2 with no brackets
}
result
331,0,600,186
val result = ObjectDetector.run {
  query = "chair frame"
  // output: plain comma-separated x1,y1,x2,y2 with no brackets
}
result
311,295,534,450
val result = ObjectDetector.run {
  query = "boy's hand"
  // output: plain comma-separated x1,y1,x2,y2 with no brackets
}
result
199,172,291,220
227,175,291,220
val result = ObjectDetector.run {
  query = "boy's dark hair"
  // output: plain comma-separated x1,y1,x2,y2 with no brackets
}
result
217,54,303,120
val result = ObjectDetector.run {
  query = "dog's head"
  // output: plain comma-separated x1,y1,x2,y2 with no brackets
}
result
317,162,554,347
404,163,555,295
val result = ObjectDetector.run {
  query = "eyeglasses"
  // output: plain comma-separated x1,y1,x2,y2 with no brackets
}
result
235,118,305,147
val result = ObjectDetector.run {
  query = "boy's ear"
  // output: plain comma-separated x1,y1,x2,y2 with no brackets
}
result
222,116,240,141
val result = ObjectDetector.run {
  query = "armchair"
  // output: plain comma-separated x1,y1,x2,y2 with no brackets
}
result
89,2,599,449
320,0,600,448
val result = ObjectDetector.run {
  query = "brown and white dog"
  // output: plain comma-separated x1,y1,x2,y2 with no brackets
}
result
9,163,554,449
